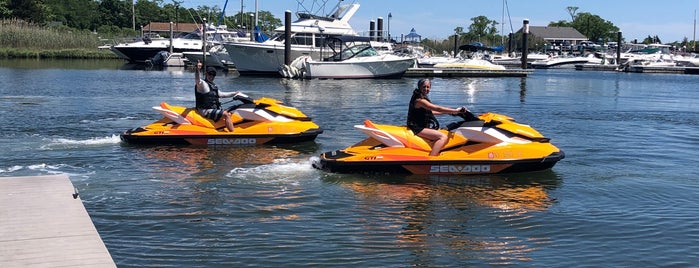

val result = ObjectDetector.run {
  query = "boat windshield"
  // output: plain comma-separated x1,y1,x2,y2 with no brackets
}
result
326,44,376,61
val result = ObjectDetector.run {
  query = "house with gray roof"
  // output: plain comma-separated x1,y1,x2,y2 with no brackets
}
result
516,26,590,51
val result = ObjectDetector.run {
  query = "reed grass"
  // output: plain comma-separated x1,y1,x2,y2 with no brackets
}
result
0,19,117,59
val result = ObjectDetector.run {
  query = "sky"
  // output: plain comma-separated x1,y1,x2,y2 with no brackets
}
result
181,0,699,43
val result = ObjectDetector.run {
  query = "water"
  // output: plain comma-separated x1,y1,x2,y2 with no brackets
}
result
1,59,698,267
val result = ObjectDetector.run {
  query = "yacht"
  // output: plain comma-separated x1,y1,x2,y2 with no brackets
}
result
222,1,362,75
281,36,416,79
110,24,244,63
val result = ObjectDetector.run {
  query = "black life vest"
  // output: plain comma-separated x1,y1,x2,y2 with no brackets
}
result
407,89,438,130
195,80,221,109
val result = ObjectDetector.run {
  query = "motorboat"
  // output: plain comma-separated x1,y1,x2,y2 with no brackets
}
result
432,58,506,70
222,1,362,75
312,111,564,175
120,93,323,145
182,44,235,68
530,53,603,69
110,24,246,64
281,36,416,79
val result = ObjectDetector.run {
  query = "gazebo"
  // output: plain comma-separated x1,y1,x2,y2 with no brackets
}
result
404,28,422,43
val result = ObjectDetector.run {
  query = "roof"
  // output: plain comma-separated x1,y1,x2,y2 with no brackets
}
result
405,28,421,38
143,22,199,33
526,26,587,40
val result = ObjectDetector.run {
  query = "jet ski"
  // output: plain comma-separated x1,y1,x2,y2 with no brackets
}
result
312,111,564,175
120,93,323,145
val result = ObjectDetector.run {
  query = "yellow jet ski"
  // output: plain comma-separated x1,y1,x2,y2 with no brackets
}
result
120,93,323,145
313,111,564,175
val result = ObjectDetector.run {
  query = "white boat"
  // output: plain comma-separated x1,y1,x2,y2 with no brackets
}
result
223,1,362,75
281,36,416,79
531,53,602,69
110,24,244,64
181,44,235,68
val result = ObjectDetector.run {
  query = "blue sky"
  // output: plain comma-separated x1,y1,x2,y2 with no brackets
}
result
182,0,699,43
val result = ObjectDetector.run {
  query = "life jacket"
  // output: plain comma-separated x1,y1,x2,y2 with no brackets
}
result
407,89,438,130
195,80,221,110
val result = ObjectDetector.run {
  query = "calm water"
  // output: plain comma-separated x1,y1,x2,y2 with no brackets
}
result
1,59,698,267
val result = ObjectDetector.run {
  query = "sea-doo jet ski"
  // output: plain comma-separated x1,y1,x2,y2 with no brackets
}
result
312,111,564,175
121,93,323,145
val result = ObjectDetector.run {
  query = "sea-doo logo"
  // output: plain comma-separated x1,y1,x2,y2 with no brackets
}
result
207,138,257,145
429,165,491,173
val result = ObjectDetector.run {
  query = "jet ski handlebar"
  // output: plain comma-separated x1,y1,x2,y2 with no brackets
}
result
232,92,254,104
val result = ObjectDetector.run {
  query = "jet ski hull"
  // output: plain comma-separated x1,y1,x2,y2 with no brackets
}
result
121,127,323,145
313,112,564,175
120,97,323,146
314,150,564,175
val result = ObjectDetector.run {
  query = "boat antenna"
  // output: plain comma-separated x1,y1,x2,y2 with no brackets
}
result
296,0,342,17
217,0,229,27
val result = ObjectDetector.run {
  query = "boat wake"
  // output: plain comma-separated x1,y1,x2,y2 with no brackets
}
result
41,134,122,150
226,158,317,182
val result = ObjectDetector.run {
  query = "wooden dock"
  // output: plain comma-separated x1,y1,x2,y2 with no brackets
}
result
0,174,116,267
576,64,699,75
403,68,533,77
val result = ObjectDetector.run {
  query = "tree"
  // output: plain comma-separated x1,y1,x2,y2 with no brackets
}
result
548,20,571,27
566,6,579,21
254,10,281,33
7,0,51,23
135,0,167,28
0,0,13,18
458,16,499,46
98,0,132,29
571,12,619,43
45,0,98,30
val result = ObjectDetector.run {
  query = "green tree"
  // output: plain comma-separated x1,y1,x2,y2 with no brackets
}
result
462,15,499,44
45,0,97,30
548,20,571,27
566,6,579,21
254,10,281,33
7,0,51,23
98,0,132,29
571,12,618,43
135,0,167,27
0,0,12,18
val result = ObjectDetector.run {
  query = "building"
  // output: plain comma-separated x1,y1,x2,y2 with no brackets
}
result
141,22,199,37
516,26,589,51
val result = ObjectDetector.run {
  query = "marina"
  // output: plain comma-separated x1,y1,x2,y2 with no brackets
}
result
1,60,698,266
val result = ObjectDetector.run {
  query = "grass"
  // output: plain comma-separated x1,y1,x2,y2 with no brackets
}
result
0,19,118,59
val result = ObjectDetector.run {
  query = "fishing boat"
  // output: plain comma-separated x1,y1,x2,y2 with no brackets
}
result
281,36,416,79
222,0,362,75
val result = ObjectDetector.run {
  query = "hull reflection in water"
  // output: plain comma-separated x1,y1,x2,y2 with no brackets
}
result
133,143,319,182
321,171,561,264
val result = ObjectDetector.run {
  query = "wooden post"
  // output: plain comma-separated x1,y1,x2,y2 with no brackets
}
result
284,11,291,66
453,34,458,58
521,19,529,69
202,18,207,70
616,31,622,66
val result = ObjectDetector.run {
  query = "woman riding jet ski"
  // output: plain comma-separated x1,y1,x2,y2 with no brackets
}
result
312,110,564,175
120,92,323,145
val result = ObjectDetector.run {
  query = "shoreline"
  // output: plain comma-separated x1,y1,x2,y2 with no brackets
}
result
0,48,118,60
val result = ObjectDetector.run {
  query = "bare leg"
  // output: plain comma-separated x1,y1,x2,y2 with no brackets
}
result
223,111,235,132
418,128,448,156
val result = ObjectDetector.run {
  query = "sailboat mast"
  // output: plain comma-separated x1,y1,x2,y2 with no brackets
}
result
501,0,505,45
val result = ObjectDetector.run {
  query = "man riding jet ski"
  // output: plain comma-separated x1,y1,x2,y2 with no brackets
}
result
312,110,564,175
120,92,323,145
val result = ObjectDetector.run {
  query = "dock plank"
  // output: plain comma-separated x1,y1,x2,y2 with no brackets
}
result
0,174,115,268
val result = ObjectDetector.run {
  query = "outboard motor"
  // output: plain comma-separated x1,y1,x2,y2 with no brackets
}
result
150,51,169,66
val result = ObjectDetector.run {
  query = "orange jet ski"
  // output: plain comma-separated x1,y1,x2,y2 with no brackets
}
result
313,111,564,175
121,93,323,145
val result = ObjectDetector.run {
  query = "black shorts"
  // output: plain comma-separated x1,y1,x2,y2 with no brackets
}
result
198,108,224,121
